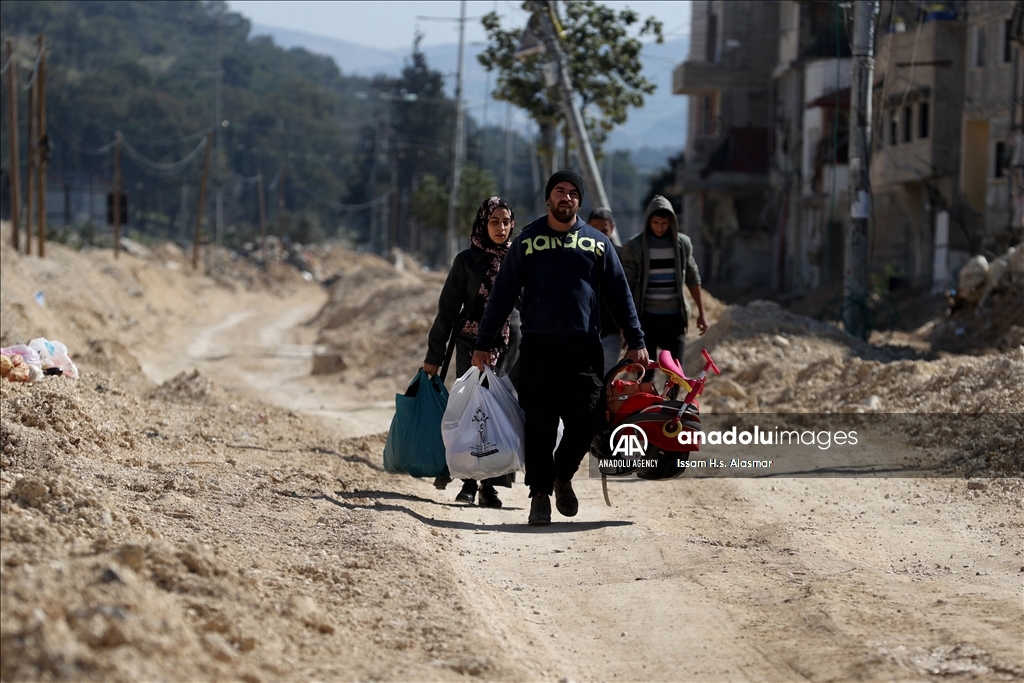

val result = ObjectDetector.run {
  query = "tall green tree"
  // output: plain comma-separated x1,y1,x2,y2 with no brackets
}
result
412,163,496,239
478,1,662,174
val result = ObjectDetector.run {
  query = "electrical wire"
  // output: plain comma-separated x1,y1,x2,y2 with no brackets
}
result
266,164,282,191
231,170,261,184
120,133,210,175
293,181,390,211
21,47,43,90
49,126,118,156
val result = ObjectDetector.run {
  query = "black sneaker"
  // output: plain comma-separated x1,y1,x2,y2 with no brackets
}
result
553,478,578,517
528,493,551,526
477,485,502,508
455,480,477,504
433,476,452,490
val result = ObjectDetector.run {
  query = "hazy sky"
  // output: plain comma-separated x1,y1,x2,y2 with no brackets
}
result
226,1,691,49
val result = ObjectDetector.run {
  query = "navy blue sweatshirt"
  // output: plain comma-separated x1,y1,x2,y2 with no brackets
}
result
475,215,645,352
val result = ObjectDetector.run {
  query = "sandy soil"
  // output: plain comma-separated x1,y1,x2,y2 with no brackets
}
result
2,229,1022,682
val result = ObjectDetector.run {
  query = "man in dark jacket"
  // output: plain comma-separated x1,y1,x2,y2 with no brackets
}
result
621,196,708,396
473,171,648,526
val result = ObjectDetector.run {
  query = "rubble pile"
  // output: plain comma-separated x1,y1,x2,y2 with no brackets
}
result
931,246,1024,352
692,300,1023,472
311,252,446,395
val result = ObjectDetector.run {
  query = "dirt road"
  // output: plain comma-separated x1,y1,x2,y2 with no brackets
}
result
156,285,1024,682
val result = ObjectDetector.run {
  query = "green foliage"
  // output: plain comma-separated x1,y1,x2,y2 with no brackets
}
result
0,0,389,244
478,1,662,167
412,163,497,238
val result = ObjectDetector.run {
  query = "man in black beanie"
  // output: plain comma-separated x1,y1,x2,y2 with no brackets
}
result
545,169,585,205
473,171,648,526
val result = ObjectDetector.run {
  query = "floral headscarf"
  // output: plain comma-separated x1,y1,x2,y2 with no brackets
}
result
462,196,514,366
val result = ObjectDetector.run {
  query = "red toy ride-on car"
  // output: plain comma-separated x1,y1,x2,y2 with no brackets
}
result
592,348,720,498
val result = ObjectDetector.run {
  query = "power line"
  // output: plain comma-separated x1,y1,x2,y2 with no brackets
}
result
120,133,210,175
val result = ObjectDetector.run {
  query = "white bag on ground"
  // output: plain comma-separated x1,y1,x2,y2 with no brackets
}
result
443,366,525,480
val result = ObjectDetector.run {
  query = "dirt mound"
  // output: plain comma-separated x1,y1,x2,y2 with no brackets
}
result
312,251,445,397
149,369,222,404
1,225,530,681
689,300,1023,472
931,246,1024,352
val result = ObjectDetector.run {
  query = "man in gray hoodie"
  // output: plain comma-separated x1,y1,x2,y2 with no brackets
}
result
621,196,708,392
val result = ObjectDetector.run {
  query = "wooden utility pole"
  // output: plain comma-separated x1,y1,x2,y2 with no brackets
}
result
844,0,878,340
193,130,214,270
35,35,46,258
444,0,467,265
25,51,35,256
5,40,20,251
113,131,122,258
256,171,267,265
532,2,610,210
276,161,286,242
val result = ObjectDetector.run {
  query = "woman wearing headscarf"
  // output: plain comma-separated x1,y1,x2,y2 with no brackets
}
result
423,196,521,508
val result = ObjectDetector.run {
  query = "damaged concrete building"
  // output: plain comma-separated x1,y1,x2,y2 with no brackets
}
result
772,0,853,296
671,0,779,297
671,0,1024,299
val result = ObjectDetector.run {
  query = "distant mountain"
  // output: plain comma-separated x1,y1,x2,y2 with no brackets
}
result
251,23,689,162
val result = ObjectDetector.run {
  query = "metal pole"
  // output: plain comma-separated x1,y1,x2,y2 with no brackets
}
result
277,161,286,242
113,132,122,258
215,68,223,249
257,171,267,266
5,40,20,251
533,2,610,210
36,35,46,257
25,52,35,256
444,0,467,265
503,103,513,194
193,130,214,270
844,0,878,340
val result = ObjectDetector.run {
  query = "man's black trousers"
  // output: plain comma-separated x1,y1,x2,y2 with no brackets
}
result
517,338,603,497
640,312,686,398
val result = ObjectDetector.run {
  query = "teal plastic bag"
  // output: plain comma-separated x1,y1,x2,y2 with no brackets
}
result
383,370,450,478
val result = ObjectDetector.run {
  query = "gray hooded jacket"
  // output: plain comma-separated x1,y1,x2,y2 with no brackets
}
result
621,195,701,327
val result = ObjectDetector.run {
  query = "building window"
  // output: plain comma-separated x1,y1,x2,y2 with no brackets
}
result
972,23,986,67
902,106,912,143
889,111,898,145
918,101,930,139
1003,19,1013,64
994,141,1008,178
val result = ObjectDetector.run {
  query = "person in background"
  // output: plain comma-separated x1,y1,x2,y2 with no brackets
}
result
473,171,647,526
423,196,520,508
621,195,708,397
587,207,625,375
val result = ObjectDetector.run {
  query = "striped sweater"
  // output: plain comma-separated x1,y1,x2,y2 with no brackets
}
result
642,234,680,315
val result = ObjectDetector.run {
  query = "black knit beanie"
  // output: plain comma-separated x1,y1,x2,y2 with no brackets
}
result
545,170,585,202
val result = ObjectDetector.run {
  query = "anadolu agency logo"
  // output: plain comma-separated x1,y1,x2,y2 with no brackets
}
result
599,424,663,470
610,424,648,457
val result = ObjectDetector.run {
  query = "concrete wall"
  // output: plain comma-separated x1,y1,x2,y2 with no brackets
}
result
872,20,967,187
962,0,1017,248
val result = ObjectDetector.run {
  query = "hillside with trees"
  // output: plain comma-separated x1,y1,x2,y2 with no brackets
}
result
0,0,535,263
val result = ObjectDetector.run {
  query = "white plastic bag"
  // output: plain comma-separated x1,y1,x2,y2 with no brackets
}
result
443,366,525,480
29,338,79,380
